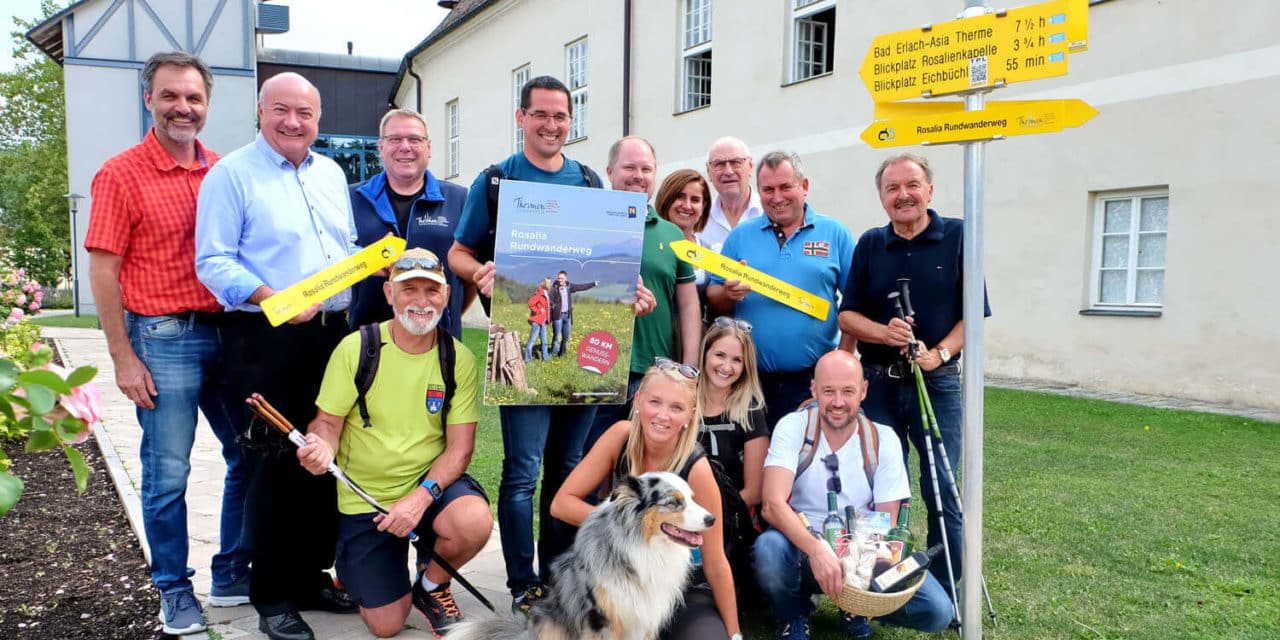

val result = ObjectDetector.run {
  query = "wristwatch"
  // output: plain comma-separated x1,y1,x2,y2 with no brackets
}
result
938,346,952,364
420,478,443,500
730,634,743,640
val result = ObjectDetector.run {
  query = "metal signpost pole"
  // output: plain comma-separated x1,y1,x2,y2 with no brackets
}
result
961,2,988,638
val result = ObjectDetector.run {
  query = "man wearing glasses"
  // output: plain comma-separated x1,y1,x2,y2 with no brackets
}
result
754,351,952,640
447,75,609,615
348,109,473,335
699,136,764,253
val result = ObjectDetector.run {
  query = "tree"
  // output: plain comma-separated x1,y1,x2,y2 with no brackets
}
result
0,1,69,289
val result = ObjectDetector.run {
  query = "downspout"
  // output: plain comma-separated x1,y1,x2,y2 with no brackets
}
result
622,0,632,136
408,64,424,113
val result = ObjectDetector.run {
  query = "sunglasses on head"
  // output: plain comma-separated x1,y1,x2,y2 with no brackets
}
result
823,453,841,493
393,255,441,271
654,357,699,380
713,316,752,333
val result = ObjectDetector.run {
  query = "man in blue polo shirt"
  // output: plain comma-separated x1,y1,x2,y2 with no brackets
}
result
707,151,854,430
348,108,472,335
837,152,990,598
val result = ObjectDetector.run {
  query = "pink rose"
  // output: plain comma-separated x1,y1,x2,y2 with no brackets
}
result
29,301,40,312
7,308,22,323
16,294,25,306
43,363,104,440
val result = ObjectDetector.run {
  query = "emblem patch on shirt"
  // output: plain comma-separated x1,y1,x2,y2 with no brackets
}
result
425,387,445,414
803,241,830,257
416,215,450,228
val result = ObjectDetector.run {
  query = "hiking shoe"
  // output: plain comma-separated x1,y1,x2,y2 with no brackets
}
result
208,574,251,607
776,617,810,640
413,580,463,636
840,612,872,638
158,589,207,635
510,583,546,616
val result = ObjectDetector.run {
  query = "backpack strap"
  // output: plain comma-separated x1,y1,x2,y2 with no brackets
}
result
795,402,822,478
354,323,384,429
479,164,504,265
579,162,603,188
438,333,457,429
856,413,879,496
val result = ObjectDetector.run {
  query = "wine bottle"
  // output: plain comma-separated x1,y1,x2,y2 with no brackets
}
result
822,491,846,550
870,544,943,593
886,499,915,557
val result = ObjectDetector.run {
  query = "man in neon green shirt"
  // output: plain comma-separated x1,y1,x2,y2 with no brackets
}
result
297,248,492,638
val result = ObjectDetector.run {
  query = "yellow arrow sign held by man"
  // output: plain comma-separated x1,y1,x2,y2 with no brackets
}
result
261,236,407,326
862,99,1098,148
860,0,1088,102
670,240,830,321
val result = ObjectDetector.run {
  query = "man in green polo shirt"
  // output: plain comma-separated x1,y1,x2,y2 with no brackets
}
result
297,248,492,638
585,136,702,447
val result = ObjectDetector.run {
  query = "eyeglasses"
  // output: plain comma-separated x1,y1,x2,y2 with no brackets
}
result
392,254,441,272
712,316,752,333
522,109,572,125
381,135,429,148
708,156,749,171
654,357,699,380
823,454,841,493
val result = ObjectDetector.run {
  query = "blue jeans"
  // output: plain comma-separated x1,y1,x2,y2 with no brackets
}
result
550,314,572,356
126,313,248,595
752,528,953,631
497,404,596,595
861,364,964,592
524,321,548,362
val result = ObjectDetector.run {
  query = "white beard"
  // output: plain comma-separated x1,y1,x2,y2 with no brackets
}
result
397,304,441,336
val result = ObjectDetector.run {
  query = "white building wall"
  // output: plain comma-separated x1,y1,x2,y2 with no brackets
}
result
408,0,1279,411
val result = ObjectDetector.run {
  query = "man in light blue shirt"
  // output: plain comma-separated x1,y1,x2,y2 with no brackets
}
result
195,72,358,640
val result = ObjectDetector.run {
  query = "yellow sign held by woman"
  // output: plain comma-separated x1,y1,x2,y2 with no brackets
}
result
670,239,829,321
262,236,407,326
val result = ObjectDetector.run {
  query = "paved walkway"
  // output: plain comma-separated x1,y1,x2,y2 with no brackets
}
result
42,324,1278,638
45,326,509,639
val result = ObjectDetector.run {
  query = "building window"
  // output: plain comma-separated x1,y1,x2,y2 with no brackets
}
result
565,37,588,142
791,0,835,82
681,0,713,111
311,134,380,184
512,64,531,153
446,99,460,178
1090,189,1169,308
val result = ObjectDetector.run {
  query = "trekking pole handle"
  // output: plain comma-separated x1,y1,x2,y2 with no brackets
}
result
896,278,915,319
888,291,906,322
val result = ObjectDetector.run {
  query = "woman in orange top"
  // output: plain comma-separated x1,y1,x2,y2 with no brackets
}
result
524,277,551,362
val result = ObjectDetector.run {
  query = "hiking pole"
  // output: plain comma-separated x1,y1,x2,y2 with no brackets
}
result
889,290,961,625
896,279,998,624
246,393,497,613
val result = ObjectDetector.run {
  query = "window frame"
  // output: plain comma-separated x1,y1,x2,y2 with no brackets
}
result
789,0,836,84
680,0,713,112
446,99,460,178
565,37,589,143
512,64,531,154
1088,188,1169,311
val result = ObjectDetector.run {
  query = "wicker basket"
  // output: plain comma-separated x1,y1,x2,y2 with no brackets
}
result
833,573,926,618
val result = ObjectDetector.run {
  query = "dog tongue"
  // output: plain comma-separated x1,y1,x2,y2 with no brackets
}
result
662,523,704,547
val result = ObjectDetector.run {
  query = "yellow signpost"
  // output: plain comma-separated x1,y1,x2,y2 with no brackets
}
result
861,99,1098,148
669,240,830,321
261,236,406,327
859,0,1089,102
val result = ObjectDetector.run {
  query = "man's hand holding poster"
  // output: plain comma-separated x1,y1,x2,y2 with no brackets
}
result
485,180,647,405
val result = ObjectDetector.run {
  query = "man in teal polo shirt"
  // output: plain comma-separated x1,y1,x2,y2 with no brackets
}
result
585,136,701,448
707,151,854,429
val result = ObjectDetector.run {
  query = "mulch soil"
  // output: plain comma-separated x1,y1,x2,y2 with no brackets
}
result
0,438,163,639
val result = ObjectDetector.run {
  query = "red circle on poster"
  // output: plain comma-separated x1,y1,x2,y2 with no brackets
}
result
577,331,620,375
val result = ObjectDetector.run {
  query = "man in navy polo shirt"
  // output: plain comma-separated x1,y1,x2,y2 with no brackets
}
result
837,152,990,596
706,151,854,430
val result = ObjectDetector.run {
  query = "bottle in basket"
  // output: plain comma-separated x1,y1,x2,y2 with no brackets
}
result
869,543,942,593
885,499,915,561
822,491,845,550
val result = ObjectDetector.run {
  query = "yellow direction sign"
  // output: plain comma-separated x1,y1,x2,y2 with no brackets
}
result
862,99,1097,148
670,240,830,321
261,236,406,326
860,0,1089,102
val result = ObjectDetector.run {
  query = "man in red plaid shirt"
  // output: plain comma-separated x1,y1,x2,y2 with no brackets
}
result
85,51,249,636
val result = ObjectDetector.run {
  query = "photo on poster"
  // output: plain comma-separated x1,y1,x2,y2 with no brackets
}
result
484,180,647,406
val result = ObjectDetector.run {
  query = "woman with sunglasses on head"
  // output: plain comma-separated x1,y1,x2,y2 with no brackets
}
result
524,277,551,363
552,361,742,640
697,317,768,510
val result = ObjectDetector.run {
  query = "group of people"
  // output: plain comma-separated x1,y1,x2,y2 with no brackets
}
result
87,49,986,640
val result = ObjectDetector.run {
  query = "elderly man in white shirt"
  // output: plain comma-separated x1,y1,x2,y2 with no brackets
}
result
698,136,764,253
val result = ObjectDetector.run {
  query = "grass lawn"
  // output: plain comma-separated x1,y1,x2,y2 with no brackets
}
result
30,313,99,329
460,328,1278,638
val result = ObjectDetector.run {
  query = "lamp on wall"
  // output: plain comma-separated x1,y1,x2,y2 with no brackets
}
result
63,193,84,317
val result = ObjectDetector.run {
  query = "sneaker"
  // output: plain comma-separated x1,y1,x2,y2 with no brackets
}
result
510,583,545,616
208,574,251,607
158,590,207,635
776,617,811,640
840,612,873,638
413,580,463,636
